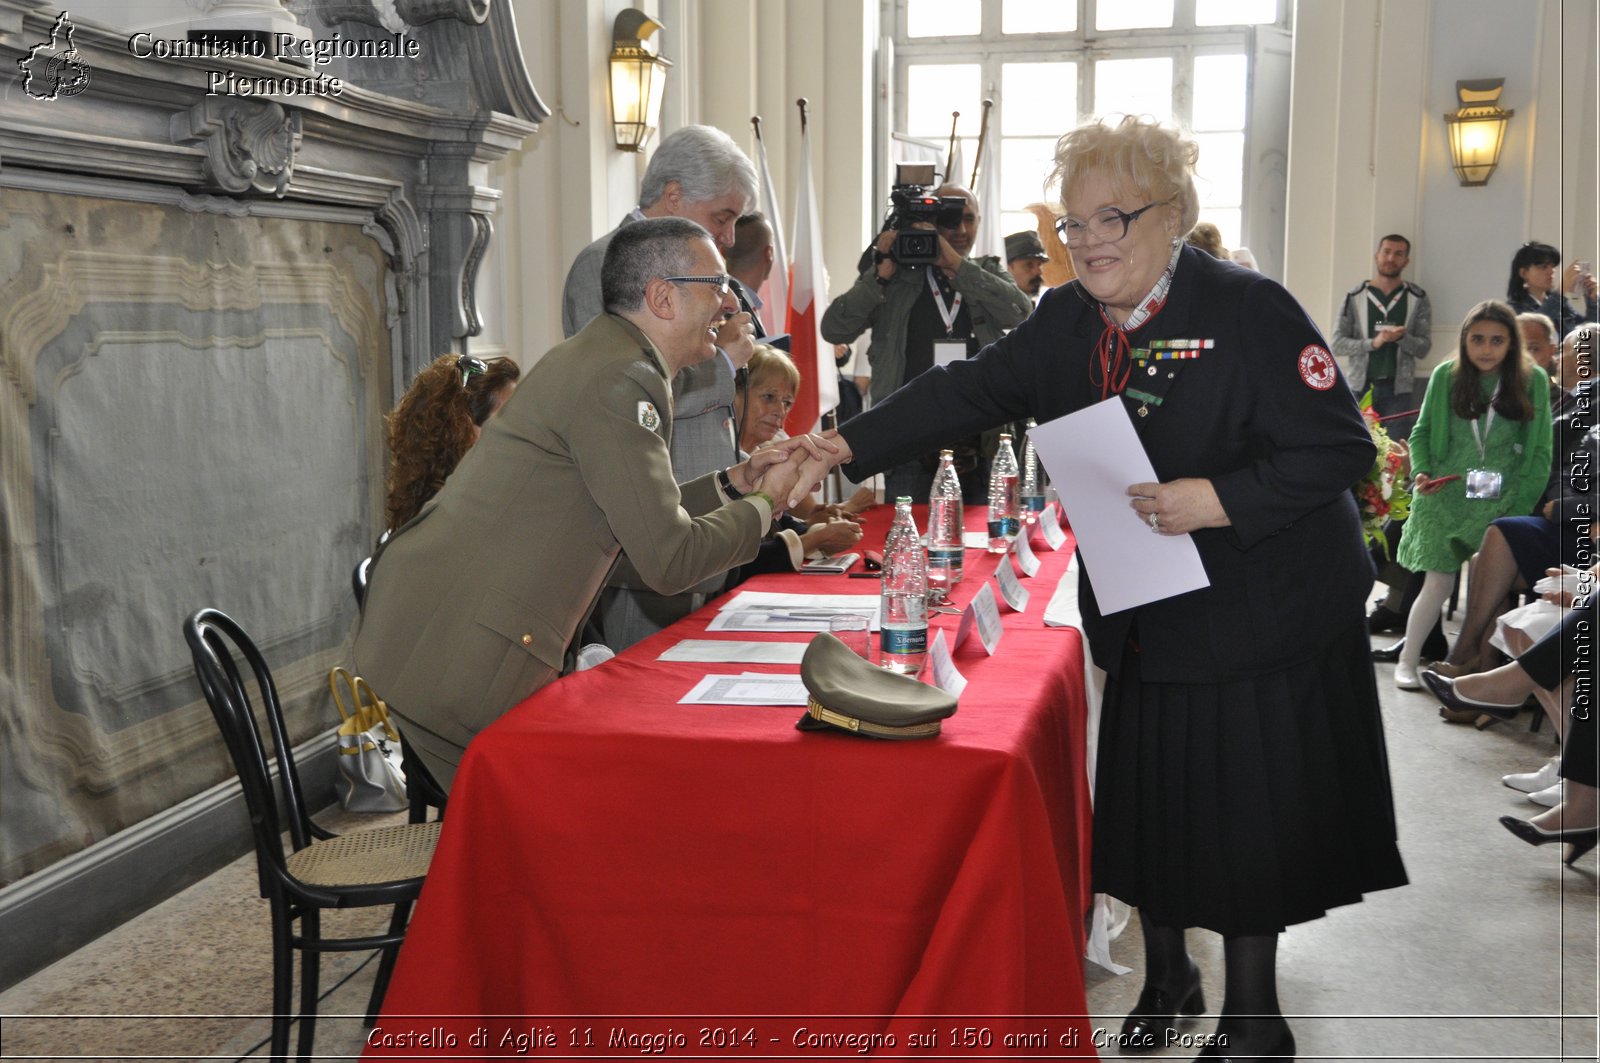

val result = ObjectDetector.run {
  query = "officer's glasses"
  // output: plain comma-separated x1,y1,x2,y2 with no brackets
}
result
663,274,733,296
1055,200,1171,248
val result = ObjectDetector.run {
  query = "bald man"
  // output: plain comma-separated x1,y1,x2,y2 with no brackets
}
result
821,183,1031,502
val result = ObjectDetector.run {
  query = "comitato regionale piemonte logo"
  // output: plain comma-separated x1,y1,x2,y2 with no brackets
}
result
19,11,92,100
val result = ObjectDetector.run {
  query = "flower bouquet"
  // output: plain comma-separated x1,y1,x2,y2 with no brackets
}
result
1358,389,1410,556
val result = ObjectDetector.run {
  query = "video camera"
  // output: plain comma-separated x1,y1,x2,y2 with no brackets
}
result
884,163,967,267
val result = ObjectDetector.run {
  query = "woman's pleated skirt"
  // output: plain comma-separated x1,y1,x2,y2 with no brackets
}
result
1091,621,1408,936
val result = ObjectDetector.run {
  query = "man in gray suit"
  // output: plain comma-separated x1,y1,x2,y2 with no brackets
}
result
356,218,826,790
565,125,766,650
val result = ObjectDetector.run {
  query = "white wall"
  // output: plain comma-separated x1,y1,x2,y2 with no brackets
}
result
487,0,876,364
1287,0,1598,378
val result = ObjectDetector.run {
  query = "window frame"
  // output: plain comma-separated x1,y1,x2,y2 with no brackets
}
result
885,0,1291,251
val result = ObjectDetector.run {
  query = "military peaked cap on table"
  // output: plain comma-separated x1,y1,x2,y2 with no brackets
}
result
796,632,958,739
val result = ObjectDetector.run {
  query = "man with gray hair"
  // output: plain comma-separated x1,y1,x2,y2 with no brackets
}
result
563,125,764,650
357,218,826,789
562,124,759,337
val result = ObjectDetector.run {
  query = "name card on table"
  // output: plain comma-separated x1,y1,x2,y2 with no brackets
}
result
1040,504,1068,551
954,582,1003,656
927,629,967,697
1014,527,1042,576
994,553,1031,613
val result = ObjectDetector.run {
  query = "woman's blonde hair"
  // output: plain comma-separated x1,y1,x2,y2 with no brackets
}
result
1048,115,1200,234
744,346,801,393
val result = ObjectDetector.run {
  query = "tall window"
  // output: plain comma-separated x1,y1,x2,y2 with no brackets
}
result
892,0,1287,252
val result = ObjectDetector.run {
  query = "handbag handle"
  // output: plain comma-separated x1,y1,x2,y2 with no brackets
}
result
328,666,400,743
351,674,399,743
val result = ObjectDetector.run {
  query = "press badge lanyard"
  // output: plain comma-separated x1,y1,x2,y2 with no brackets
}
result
1469,407,1496,462
928,268,962,336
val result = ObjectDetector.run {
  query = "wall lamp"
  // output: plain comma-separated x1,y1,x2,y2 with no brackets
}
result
609,8,672,152
1444,78,1514,187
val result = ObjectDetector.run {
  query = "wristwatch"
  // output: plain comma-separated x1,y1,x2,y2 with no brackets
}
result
717,468,744,499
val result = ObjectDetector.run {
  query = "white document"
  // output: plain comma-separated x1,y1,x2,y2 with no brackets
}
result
679,672,810,706
1014,526,1042,576
709,591,881,632
1026,398,1210,614
658,640,808,665
963,531,990,550
1040,504,1068,551
994,554,1031,613
927,630,968,698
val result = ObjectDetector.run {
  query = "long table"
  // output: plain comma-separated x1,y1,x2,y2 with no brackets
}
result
365,505,1094,1059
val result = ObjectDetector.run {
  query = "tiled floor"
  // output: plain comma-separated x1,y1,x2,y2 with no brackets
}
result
2,601,1596,1061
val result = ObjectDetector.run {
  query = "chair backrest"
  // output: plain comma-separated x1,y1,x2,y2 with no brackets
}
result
352,555,373,610
183,608,316,891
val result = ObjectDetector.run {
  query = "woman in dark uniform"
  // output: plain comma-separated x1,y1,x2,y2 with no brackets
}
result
827,117,1407,1062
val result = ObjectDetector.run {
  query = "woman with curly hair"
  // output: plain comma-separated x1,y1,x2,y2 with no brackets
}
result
384,354,520,530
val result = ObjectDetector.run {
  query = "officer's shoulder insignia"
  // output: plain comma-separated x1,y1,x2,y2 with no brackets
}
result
1297,345,1338,391
637,401,661,430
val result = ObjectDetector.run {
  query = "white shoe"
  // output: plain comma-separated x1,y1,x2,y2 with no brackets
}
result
1529,780,1564,808
1503,757,1561,794
1394,660,1422,690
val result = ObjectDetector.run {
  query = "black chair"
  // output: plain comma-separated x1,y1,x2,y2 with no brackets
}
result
350,555,449,824
184,608,441,1061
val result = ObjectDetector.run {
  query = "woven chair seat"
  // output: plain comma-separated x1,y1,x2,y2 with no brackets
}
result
287,821,441,887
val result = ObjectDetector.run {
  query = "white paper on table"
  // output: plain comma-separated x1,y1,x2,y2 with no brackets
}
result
962,531,990,550
1026,398,1210,614
658,640,807,665
969,582,1002,655
1014,527,1042,576
1040,504,1068,551
994,554,1030,613
709,591,881,632
927,630,967,697
679,672,810,706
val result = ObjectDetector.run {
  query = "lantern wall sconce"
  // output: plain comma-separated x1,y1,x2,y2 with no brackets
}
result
609,8,672,152
1444,78,1514,187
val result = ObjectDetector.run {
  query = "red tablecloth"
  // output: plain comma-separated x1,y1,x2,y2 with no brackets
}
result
366,506,1093,1059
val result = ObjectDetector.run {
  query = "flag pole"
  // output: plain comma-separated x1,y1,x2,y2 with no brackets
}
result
945,110,960,182
970,99,993,187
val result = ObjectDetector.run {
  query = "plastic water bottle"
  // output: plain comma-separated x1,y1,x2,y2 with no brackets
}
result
1020,419,1046,525
880,499,928,675
927,450,965,589
987,433,1021,552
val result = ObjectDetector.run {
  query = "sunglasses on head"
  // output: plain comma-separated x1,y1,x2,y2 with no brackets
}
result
455,355,488,389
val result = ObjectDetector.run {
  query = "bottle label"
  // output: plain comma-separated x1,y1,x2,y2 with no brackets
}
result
928,545,964,572
988,517,1020,539
881,626,928,656
1023,495,1047,513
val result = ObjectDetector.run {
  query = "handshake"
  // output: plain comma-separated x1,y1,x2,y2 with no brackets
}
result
724,431,856,513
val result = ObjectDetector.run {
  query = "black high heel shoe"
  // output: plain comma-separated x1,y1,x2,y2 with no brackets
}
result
1421,670,1525,721
1500,815,1599,866
1119,965,1205,1053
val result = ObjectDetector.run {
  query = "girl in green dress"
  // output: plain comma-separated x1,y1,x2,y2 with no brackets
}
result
1394,300,1552,688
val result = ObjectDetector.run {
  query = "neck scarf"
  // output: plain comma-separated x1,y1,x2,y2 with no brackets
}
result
1089,242,1184,401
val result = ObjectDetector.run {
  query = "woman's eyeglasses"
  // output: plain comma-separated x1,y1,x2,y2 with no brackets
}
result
1055,200,1171,248
455,355,488,389
662,274,733,296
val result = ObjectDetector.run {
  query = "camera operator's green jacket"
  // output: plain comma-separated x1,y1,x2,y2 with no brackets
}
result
821,253,1033,404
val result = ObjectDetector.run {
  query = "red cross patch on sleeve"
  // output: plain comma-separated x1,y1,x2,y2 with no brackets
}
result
1297,345,1337,391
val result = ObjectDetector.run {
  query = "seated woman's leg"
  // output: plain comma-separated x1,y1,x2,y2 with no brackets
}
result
1447,525,1526,670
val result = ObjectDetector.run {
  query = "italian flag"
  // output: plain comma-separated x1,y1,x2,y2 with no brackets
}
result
784,120,838,435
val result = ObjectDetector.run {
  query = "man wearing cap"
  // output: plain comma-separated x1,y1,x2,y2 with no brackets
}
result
357,218,828,790
1005,229,1049,301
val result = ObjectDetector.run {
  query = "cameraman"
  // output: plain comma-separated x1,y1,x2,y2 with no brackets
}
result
822,184,1031,503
